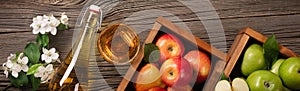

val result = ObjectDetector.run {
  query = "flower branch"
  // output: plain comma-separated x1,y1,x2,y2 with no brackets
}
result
2,12,69,90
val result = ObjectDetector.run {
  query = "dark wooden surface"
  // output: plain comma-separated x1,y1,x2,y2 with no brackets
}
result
0,0,299,90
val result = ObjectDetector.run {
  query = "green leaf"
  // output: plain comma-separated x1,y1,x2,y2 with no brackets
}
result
143,43,160,63
57,23,68,31
36,33,49,48
263,34,280,68
29,75,41,91
24,42,40,64
16,52,21,57
9,72,28,87
220,72,229,80
26,64,43,75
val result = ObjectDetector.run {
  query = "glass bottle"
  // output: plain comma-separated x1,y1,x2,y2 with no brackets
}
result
48,5,102,91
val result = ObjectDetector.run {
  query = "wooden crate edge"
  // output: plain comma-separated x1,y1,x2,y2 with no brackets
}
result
243,28,299,57
224,34,250,77
156,16,227,61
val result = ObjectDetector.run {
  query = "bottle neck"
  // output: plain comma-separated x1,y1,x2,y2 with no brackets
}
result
83,11,100,31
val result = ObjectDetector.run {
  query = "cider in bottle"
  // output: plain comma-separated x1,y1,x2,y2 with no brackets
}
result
48,5,102,91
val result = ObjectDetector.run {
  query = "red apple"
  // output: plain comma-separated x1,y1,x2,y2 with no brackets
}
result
184,50,211,84
160,57,193,87
149,87,167,91
167,85,193,91
155,34,184,64
135,64,166,91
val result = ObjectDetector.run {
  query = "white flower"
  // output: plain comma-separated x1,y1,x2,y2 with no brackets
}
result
30,15,48,34
34,64,54,83
3,62,9,78
34,66,44,78
7,54,16,62
41,48,59,64
17,53,29,72
3,54,17,78
4,60,13,69
10,63,22,78
3,54,16,78
3,53,29,78
30,14,60,35
60,12,68,25
47,15,60,35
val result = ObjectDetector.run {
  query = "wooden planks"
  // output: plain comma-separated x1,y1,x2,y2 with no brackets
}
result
0,0,299,90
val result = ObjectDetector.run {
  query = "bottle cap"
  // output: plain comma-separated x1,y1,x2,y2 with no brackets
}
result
89,5,100,13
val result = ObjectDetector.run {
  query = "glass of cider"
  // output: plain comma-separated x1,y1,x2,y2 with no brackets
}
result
97,23,140,64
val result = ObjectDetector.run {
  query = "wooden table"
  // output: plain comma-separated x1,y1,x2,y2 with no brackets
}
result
0,0,299,90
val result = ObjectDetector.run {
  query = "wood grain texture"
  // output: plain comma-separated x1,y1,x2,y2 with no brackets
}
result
0,0,299,90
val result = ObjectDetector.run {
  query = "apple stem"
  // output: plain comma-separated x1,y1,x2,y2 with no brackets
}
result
168,47,173,52
169,71,174,76
264,81,270,88
298,69,300,74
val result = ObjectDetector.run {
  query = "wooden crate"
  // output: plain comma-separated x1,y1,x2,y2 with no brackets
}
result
117,16,227,91
224,27,299,78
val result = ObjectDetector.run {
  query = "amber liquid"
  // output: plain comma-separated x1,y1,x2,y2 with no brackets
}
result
98,24,140,64
48,52,82,91
48,8,99,91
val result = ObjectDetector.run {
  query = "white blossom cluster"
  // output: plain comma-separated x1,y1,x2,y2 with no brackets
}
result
3,53,28,78
35,48,59,83
2,48,60,83
30,13,68,35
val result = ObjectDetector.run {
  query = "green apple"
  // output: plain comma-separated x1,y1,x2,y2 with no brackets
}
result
241,44,267,76
283,86,291,91
246,70,283,91
279,57,300,90
270,59,285,75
